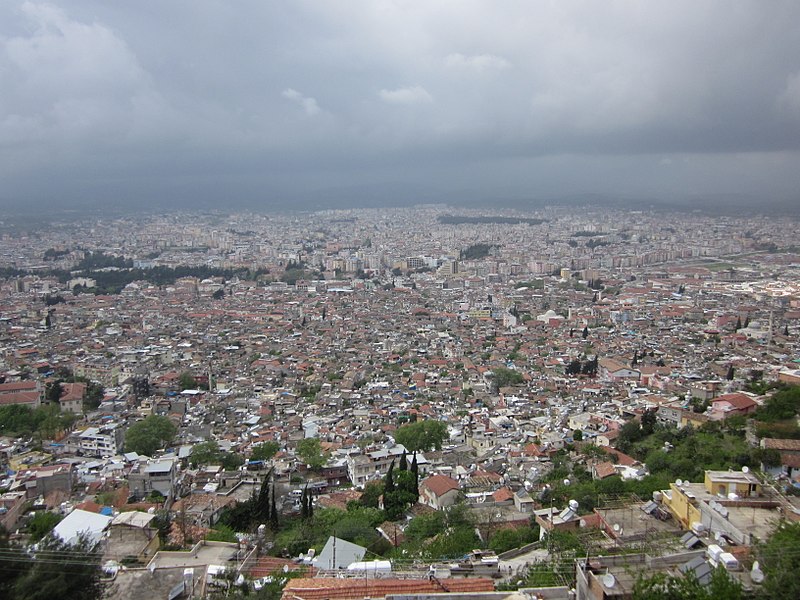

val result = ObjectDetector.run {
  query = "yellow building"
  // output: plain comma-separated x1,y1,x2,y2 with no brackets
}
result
662,482,702,529
704,470,761,498
661,469,762,530
9,451,52,471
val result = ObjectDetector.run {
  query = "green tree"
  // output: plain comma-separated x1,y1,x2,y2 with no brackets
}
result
359,480,384,508
0,526,29,598
83,381,105,410
616,420,644,453
384,460,395,493
489,525,539,554
270,485,279,530
296,437,327,469
491,367,525,391
0,405,37,436
423,524,480,560
151,510,172,546
11,534,105,600
45,380,63,404
221,452,245,470
410,453,419,496
384,469,418,520
641,409,657,435
752,447,782,468
757,521,800,600
125,415,177,456
633,565,743,599
251,441,280,462
755,385,800,422
190,440,223,467
27,511,63,542
178,371,197,390
404,511,446,543
206,524,237,543
394,420,447,452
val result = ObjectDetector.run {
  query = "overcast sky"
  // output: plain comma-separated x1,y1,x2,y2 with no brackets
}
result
2,1,800,212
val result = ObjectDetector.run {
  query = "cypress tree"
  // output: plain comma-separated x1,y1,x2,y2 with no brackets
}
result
399,450,408,471
264,486,275,522
410,453,419,497
270,485,279,530
300,485,308,519
256,467,274,522
385,460,395,492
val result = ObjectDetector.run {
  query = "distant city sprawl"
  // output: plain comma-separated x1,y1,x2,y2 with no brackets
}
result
0,204,799,600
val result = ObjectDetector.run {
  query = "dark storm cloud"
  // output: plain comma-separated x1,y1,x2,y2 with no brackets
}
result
1,1,800,209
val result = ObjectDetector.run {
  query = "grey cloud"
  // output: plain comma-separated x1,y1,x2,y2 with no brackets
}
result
1,1,799,209
282,89,322,116
378,86,433,105
443,53,510,71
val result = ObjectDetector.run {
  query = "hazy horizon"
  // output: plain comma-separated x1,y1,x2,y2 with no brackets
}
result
2,1,800,213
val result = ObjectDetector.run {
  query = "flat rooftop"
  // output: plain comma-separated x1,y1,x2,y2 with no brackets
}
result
147,542,239,569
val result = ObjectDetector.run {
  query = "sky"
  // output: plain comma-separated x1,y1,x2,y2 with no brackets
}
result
2,1,800,212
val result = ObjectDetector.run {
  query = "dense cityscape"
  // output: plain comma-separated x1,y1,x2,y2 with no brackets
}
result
4,0,800,598
0,205,799,599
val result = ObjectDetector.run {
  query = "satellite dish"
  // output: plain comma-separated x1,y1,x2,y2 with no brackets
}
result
613,523,620,532
742,466,749,473
569,499,579,511
563,478,571,487
601,573,616,588
676,479,683,487
751,562,764,584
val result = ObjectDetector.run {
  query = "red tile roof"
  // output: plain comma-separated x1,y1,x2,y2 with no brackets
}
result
762,439,800,451
281,577,494,600
492,487,514,502
593,461,617,479
420,474,460,497
712,393,757,410
598,446,638,466
0,381,37,393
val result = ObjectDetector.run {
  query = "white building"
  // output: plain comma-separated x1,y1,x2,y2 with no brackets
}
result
76,424,124,458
